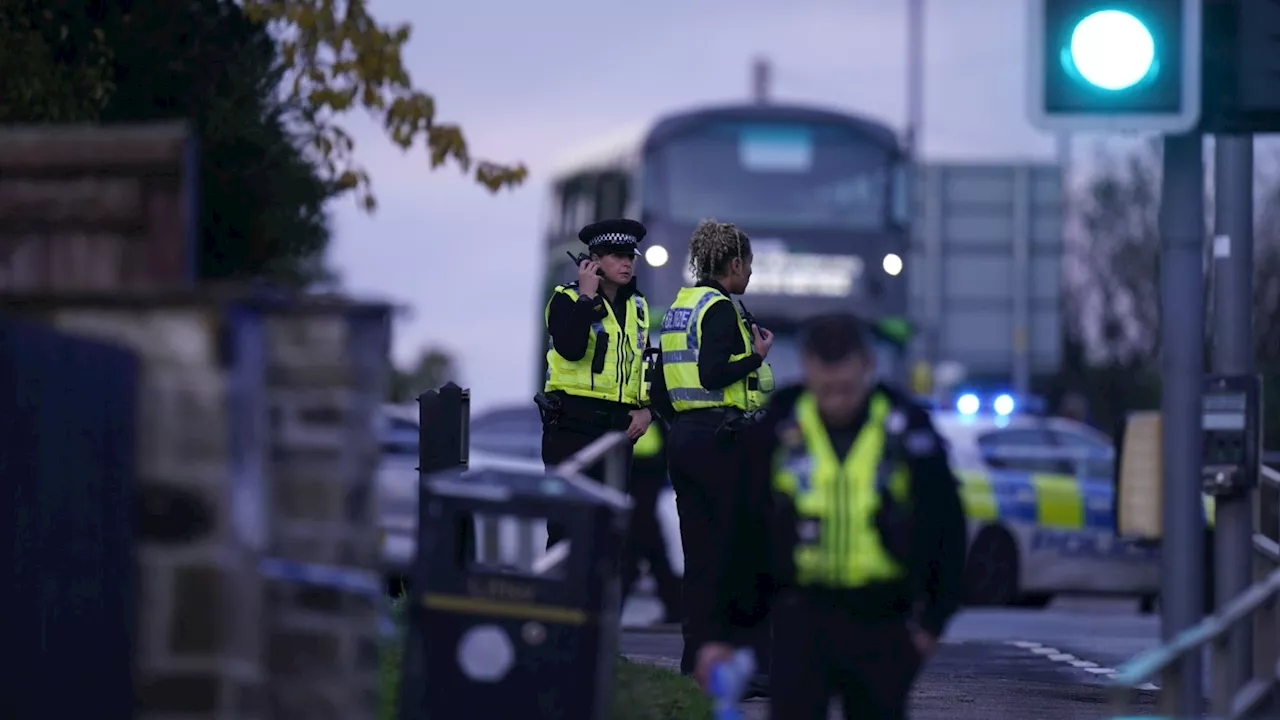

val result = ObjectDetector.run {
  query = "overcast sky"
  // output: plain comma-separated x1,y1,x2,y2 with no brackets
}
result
326,0,1078,412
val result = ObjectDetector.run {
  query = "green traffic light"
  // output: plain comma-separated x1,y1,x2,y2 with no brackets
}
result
1061,9,1157,91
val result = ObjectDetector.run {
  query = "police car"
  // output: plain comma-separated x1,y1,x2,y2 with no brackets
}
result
934,392,1159,608
378,397,1161,609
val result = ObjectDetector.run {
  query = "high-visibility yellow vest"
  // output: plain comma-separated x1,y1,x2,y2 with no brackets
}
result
773,391,911,587
634,422,663,458
543,284,649,406
658,286,773,412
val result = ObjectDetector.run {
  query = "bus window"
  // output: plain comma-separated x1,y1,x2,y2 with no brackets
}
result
892,162,911,227
558,175,597,237
645,121,892,231
596,172,629,220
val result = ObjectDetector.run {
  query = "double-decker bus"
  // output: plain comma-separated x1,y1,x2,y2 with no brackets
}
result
537,102,912,387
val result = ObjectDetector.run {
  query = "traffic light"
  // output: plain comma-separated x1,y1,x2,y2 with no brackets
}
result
1027,0,1202,133
1200,0,1280,133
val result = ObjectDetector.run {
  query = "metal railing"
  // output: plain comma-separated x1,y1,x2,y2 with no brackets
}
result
471,431,633,576
1109,464,1280,719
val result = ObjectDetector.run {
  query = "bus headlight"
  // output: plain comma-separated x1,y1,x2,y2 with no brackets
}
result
882,253,903,276
645,245,670,267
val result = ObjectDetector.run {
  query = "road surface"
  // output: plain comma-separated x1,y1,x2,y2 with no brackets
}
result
621,594,1182,719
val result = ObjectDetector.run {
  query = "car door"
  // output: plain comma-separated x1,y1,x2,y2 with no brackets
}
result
1042,428,1116,534
975,427,1073,527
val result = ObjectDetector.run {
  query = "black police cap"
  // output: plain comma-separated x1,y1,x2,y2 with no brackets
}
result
578,218,647,255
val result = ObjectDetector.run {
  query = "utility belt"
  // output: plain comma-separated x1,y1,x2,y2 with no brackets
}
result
778,583,914,621
535,391,633,435
675,406,767,446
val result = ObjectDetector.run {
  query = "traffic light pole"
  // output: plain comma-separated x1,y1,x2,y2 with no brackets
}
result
1159,132,1206,715
1211,134,1255,711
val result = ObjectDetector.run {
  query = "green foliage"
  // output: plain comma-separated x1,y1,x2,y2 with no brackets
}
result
389,348,458,402
92,0,335,284
0,0,115,123
610,658,712,720
243,0,528,212
378,614,712,720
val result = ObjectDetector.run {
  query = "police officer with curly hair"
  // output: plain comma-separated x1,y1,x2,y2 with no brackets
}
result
658,219,776,692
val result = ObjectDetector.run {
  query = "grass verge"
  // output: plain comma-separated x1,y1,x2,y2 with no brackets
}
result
380,598,711,719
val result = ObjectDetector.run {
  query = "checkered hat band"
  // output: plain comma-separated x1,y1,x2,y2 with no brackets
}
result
588,233,637,247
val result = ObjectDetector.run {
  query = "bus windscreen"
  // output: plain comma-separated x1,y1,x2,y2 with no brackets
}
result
646,120,891,230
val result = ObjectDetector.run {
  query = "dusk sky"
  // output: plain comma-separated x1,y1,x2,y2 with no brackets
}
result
326,0,1077,412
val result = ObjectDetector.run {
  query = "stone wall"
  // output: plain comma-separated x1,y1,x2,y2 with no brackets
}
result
48,304,268,720
3,294,390,720
0,123,195,292
263,309,388,720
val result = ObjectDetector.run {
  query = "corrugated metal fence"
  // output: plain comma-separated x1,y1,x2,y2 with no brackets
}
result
0,316,139,720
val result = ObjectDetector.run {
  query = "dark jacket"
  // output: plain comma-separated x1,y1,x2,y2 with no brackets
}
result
744,382,967,638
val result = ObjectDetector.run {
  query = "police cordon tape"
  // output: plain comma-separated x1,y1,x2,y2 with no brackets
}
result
1108,463,1280,718
258,556,384,597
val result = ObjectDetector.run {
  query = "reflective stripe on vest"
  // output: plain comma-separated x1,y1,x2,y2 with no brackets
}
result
633,422,662,458
659,286,773,412
772,391,910,587
543,285,649,405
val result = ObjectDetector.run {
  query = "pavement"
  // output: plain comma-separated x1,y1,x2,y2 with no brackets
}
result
620,593,1176,719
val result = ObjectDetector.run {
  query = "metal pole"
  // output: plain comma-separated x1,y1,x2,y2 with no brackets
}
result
1011,165,1031,396
752,56,771,104
1159,132,1206,714
1211,134,1256,711
905,0,924,156
905,0,939,379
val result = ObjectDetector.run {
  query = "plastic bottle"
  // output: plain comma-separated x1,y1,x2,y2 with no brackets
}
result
707,648,757,720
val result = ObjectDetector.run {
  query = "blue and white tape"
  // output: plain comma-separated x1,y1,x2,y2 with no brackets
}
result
259,557,384,597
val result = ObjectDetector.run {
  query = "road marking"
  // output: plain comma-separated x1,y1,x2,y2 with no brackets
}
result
1006,640,1160,690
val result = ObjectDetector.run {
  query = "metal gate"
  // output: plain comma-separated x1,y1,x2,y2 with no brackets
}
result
0,316,140,720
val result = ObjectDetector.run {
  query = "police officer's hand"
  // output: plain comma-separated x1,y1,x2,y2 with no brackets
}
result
751,325,774,358
694,642,735,689
911,629,939,661
577,258,601,296
626,407,652,440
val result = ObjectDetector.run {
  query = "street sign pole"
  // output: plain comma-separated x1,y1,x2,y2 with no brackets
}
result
1211,134,1256,709
1160,132,1206,715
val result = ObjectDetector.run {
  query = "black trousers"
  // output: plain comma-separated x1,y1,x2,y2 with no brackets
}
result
770,590,923,720
541,422,633,548
622,458,681,620
667,414,771,677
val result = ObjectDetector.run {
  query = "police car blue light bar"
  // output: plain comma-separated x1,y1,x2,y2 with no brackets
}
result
992,393,1015,416
954,392,1019,416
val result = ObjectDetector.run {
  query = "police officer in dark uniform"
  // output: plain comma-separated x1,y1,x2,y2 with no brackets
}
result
658,220,775,687
540,218,656,548
698,313,967,719
622,421,682,623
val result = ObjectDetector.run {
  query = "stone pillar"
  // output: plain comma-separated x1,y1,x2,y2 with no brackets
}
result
263,307,390,720
46,305,270,720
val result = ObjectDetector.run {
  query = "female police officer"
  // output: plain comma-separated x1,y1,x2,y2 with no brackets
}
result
541,218,655,548
698,313,967,719
658,219,775,683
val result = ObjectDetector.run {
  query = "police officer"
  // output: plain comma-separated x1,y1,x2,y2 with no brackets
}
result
540,218,656,548
699,313,967,720
659,219,775,684
621,422,682,622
